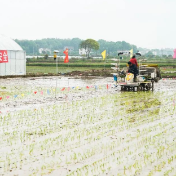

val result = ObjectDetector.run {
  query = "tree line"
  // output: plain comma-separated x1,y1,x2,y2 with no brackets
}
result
15,38,138,56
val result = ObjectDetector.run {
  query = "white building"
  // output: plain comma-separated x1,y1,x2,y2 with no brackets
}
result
0,34,26,76
39,48,51,54
79,48,86,55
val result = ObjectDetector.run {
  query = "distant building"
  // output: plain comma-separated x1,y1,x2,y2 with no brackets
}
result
79,48,87,55
39,48,51,54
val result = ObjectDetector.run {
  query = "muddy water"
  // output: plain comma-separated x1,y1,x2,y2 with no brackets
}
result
0,76,175,92
0,76,114,113
1,76,175,89
0,77,175,120
0,76,112,87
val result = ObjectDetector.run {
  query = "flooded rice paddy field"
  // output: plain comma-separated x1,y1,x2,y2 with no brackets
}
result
1,76,176,176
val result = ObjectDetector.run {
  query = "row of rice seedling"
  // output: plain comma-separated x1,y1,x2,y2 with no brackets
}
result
1,82,176,175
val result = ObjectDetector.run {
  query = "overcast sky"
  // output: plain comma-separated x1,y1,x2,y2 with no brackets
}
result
0,0,175,49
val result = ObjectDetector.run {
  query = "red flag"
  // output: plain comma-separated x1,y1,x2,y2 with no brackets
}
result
63,48,69,63
0,50,8,63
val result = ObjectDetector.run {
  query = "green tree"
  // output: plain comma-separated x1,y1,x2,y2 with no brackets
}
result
15,38,138,56
80,39,99,58
145,51,154,58
44,54,48,59
71,38,82,50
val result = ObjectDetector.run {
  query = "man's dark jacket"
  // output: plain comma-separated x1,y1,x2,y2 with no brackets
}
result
128,64,138,76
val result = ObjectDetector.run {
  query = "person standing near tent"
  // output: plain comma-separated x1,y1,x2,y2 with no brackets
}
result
130,55,138,67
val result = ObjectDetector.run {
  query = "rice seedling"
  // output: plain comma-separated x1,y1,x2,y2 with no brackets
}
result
1,78,176,175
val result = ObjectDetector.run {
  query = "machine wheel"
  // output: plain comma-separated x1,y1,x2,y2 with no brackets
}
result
145,84,149,91
146,83,152,91
140,83,146,91
138,85,142,91
121,86,124,91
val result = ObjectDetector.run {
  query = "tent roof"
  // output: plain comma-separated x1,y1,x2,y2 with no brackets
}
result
0,34,23,51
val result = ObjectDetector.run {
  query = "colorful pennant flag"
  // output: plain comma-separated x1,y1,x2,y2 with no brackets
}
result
0,83,126,101
47,90,50,95
107,84,109,89
61,87,65,91
101,50,106,60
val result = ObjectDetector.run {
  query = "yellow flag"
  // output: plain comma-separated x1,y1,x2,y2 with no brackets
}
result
130,49,133,58
101,50,106,60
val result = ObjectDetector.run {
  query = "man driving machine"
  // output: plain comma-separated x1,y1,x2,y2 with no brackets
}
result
127,61,138,82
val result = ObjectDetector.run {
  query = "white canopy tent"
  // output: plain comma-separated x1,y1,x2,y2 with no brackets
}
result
0,34,26,76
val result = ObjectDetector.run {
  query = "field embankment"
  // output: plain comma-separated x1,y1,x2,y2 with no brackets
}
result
26,58,176,77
